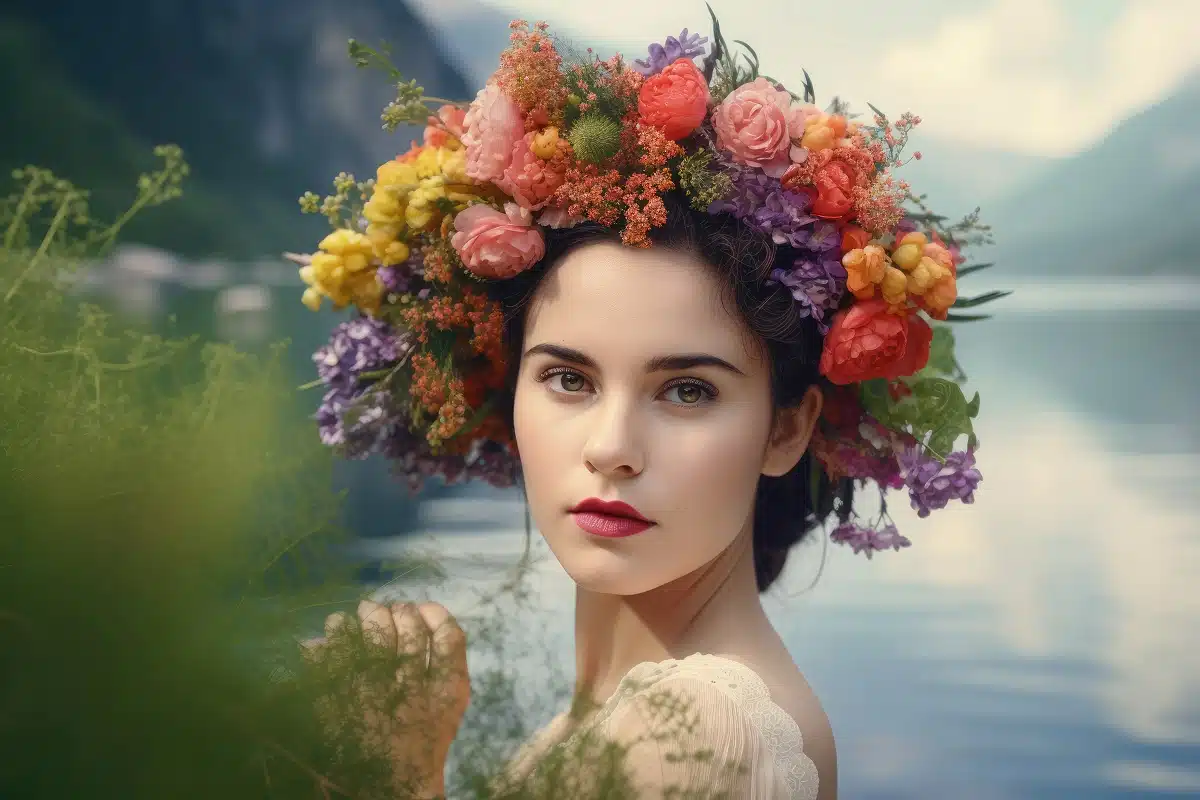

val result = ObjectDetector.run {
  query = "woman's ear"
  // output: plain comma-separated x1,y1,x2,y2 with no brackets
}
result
762,386,823,478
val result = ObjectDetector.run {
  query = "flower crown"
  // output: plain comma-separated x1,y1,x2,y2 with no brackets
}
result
291,10,1004,558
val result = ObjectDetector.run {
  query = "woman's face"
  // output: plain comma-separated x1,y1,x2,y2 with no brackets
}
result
513,241,816,595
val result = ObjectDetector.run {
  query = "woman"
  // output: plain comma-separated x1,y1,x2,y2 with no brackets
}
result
301,16,990,799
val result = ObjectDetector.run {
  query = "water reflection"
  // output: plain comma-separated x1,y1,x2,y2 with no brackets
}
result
358,310,1200,798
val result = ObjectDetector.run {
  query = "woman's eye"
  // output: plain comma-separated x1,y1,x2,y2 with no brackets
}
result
542,369,591,394
662,381,714,405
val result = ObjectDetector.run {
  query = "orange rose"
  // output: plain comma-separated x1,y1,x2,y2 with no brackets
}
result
638,58,711,141
819,300,933,385
811,157,866,220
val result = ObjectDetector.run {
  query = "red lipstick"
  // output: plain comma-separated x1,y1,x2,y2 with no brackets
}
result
569,498,654,538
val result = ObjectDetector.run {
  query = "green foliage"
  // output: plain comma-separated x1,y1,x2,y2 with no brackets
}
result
0,154,738,798
348,39,469,134
859,325,979,459
677,150,734,211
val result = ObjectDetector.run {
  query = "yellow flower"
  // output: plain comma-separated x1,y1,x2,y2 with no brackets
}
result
363,186,406,226
531,127,561,159
439,147,470,184
406,177,447,231
365,222,402,251
299,229,381,312
376,160,419,188
906,256,952,296
881,266,908,306
891,232,928,272
378,240,410,267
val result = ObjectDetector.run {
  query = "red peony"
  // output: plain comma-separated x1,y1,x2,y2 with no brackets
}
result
819,300,933,385
637,58,711,141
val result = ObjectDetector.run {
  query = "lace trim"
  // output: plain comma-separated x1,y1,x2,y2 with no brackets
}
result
556,653,819,799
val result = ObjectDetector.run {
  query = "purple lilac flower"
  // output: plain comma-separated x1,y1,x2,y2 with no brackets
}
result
313,316,409,393
830,522,912,558
380,426,519,494
805,221,842,254
708,168,824,251
377,248,424,293
898,447,983,518
769,257,847,333
316,388,396,459
633,29,708,77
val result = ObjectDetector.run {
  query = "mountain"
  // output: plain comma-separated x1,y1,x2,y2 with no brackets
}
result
897,136,1053,222
1,0,474,260
985,75,1200,276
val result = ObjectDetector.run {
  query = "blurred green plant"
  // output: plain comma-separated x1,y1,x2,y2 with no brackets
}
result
0,152,729,799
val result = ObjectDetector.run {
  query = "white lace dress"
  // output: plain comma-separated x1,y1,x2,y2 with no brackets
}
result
499,654,820,799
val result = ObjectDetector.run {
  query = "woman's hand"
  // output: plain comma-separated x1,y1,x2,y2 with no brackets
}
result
309,600,471,799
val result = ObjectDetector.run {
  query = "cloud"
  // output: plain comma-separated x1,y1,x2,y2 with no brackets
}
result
459,0,1200,155
878,0,1200,154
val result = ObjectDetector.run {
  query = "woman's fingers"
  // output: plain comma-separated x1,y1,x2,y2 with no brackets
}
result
419,603,470,714
358,599,397,650
391,602,432,668
420,604,467,671
324,611,348,638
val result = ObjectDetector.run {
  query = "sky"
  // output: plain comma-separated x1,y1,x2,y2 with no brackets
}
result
416,0,1200,157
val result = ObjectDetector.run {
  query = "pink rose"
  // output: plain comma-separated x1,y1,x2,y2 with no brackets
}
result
451,203,545,279
496,132,568,210
461,83,526,184
712,78,807,178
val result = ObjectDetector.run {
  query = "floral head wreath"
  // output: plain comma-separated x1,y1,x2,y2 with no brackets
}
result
290,9,1005,558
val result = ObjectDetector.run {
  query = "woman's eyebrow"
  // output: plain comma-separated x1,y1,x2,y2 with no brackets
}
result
644,353,745,376
523,343,745,376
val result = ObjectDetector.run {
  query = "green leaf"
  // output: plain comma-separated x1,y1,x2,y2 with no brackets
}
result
860,376,978,460
733,39,760,77
954,290,1011,309
945,312,992,322
955,262,995,278
801,69,816,103
922,326,966,381
866,102,888,122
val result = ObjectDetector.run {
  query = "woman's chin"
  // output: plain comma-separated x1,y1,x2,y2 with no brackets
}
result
545,533,667,596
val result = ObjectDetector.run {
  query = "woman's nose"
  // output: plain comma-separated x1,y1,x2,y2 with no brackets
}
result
581,396,644,478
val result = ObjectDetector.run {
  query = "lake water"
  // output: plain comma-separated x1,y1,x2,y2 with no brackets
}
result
346,294,1200,799
75,259,1200,797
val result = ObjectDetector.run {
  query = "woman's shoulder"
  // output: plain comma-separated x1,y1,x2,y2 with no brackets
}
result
600,653,826,798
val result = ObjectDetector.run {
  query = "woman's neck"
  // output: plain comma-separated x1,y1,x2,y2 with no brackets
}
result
571,527,773,710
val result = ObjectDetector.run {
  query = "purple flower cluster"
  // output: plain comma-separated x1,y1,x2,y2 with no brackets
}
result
633,29,708,77
313,316,411,458
898,447,983,518
708,165,851,330
769,258,847,333
377,248,425,294
313,316,407,392
830,522,912,558
709,168,824,248
381,427,518,493
311,315,518,489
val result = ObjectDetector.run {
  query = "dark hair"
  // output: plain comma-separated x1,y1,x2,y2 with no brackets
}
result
488,192,854,592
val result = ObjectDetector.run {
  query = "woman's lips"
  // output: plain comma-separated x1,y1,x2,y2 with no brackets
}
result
570,511,654,538
568,498,655,538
